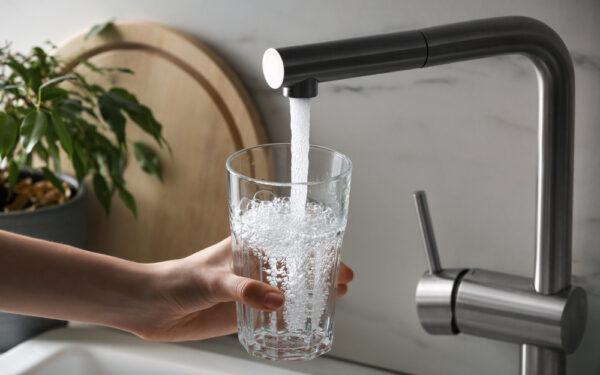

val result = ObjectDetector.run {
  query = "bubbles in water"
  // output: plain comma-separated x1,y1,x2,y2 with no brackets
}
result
253,189,276,202
232,197,344,333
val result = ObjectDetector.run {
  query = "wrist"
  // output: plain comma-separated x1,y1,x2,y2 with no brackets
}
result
115,259,200,340
99,260,169,336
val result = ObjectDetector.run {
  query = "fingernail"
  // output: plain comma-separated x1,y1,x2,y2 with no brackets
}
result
263,292,284,309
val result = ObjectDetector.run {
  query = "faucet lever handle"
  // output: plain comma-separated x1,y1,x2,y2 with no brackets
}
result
413,190,442,274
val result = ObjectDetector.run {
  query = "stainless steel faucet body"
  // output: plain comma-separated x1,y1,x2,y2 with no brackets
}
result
262,16,587,375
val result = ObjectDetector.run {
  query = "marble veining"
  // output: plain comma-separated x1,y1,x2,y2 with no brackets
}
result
412,77,459,85
573,274,600,296
487,114,536,134
572,51,600,72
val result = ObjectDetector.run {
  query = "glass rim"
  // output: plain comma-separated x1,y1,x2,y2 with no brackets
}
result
226,143,352,187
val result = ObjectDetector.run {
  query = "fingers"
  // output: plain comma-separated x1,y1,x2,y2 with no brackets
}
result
335,263,353,298
337,262,354,285
210,257,352,310
213,274,284,312
336,284,348,298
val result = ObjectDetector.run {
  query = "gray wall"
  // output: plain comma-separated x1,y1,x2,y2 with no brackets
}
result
2,1,598,374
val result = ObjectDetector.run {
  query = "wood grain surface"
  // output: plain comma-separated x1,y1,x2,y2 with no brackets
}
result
55,21,267,262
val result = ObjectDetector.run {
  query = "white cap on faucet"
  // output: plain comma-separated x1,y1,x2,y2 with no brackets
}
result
262,48,284,89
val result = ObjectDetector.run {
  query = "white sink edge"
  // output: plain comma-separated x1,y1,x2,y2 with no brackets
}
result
0,325,396,375
0,326,303,375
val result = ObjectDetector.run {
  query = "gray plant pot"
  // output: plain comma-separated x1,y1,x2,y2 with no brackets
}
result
0,172,87,352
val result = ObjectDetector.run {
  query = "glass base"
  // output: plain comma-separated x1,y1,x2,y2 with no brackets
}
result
240,329,332,361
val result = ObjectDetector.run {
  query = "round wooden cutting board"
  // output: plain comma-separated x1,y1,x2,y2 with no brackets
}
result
56,21,267,262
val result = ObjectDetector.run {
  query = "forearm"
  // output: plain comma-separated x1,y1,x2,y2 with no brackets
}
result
0,232,350,342
0,230,159,331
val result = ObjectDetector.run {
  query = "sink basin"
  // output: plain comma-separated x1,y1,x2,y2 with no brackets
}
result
0,326,301,375
0,325,393,375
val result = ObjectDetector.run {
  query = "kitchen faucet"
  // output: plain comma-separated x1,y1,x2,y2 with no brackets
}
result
262,16,587,375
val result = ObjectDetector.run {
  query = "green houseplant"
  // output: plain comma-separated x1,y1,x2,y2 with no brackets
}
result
0,26,165,214
0,20,167,350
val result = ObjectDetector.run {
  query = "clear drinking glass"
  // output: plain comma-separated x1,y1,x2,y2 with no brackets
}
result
226,143,352,361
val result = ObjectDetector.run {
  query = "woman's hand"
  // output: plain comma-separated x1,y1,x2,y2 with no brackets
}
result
128,237,354,342
0,230,352,343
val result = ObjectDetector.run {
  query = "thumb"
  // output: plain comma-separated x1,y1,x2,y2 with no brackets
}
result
214,274,284,311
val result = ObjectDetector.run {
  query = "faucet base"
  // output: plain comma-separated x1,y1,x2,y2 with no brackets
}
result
454,269,587,353
521,345,566,375
416,268,587,353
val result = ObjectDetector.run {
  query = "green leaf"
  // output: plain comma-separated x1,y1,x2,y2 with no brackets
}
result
87,84,104,95
32,46,46,56
14,150,32,167
111,152,127,186
38,75,75,106
72,142,88,181
0,113,18,157
128,105,162,143
57,98,94,119
50,113,73,158
40,86,69,101
85,18,115,40
108,88,162,144
44,118,58,142
107,87,138,106
70,71,104,96
72,149,86,182
78,61,133,77
48,142,62,174
39,75,75,91
20,110,48,153
93,173,111,215
1,83,25,94
26,67,42,92
34,143,49,163
14,106,32,116
7,59,28,82
7,160,19,195
98,93,126,145
74,143,88,169
114,67,134,74
117,184,137,218
133,142,163,182
41,167,65,195
78,58,104,75
43,40,58,49
32,47,49,73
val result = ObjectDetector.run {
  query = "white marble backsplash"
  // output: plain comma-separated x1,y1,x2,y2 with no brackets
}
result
1,0,599,374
